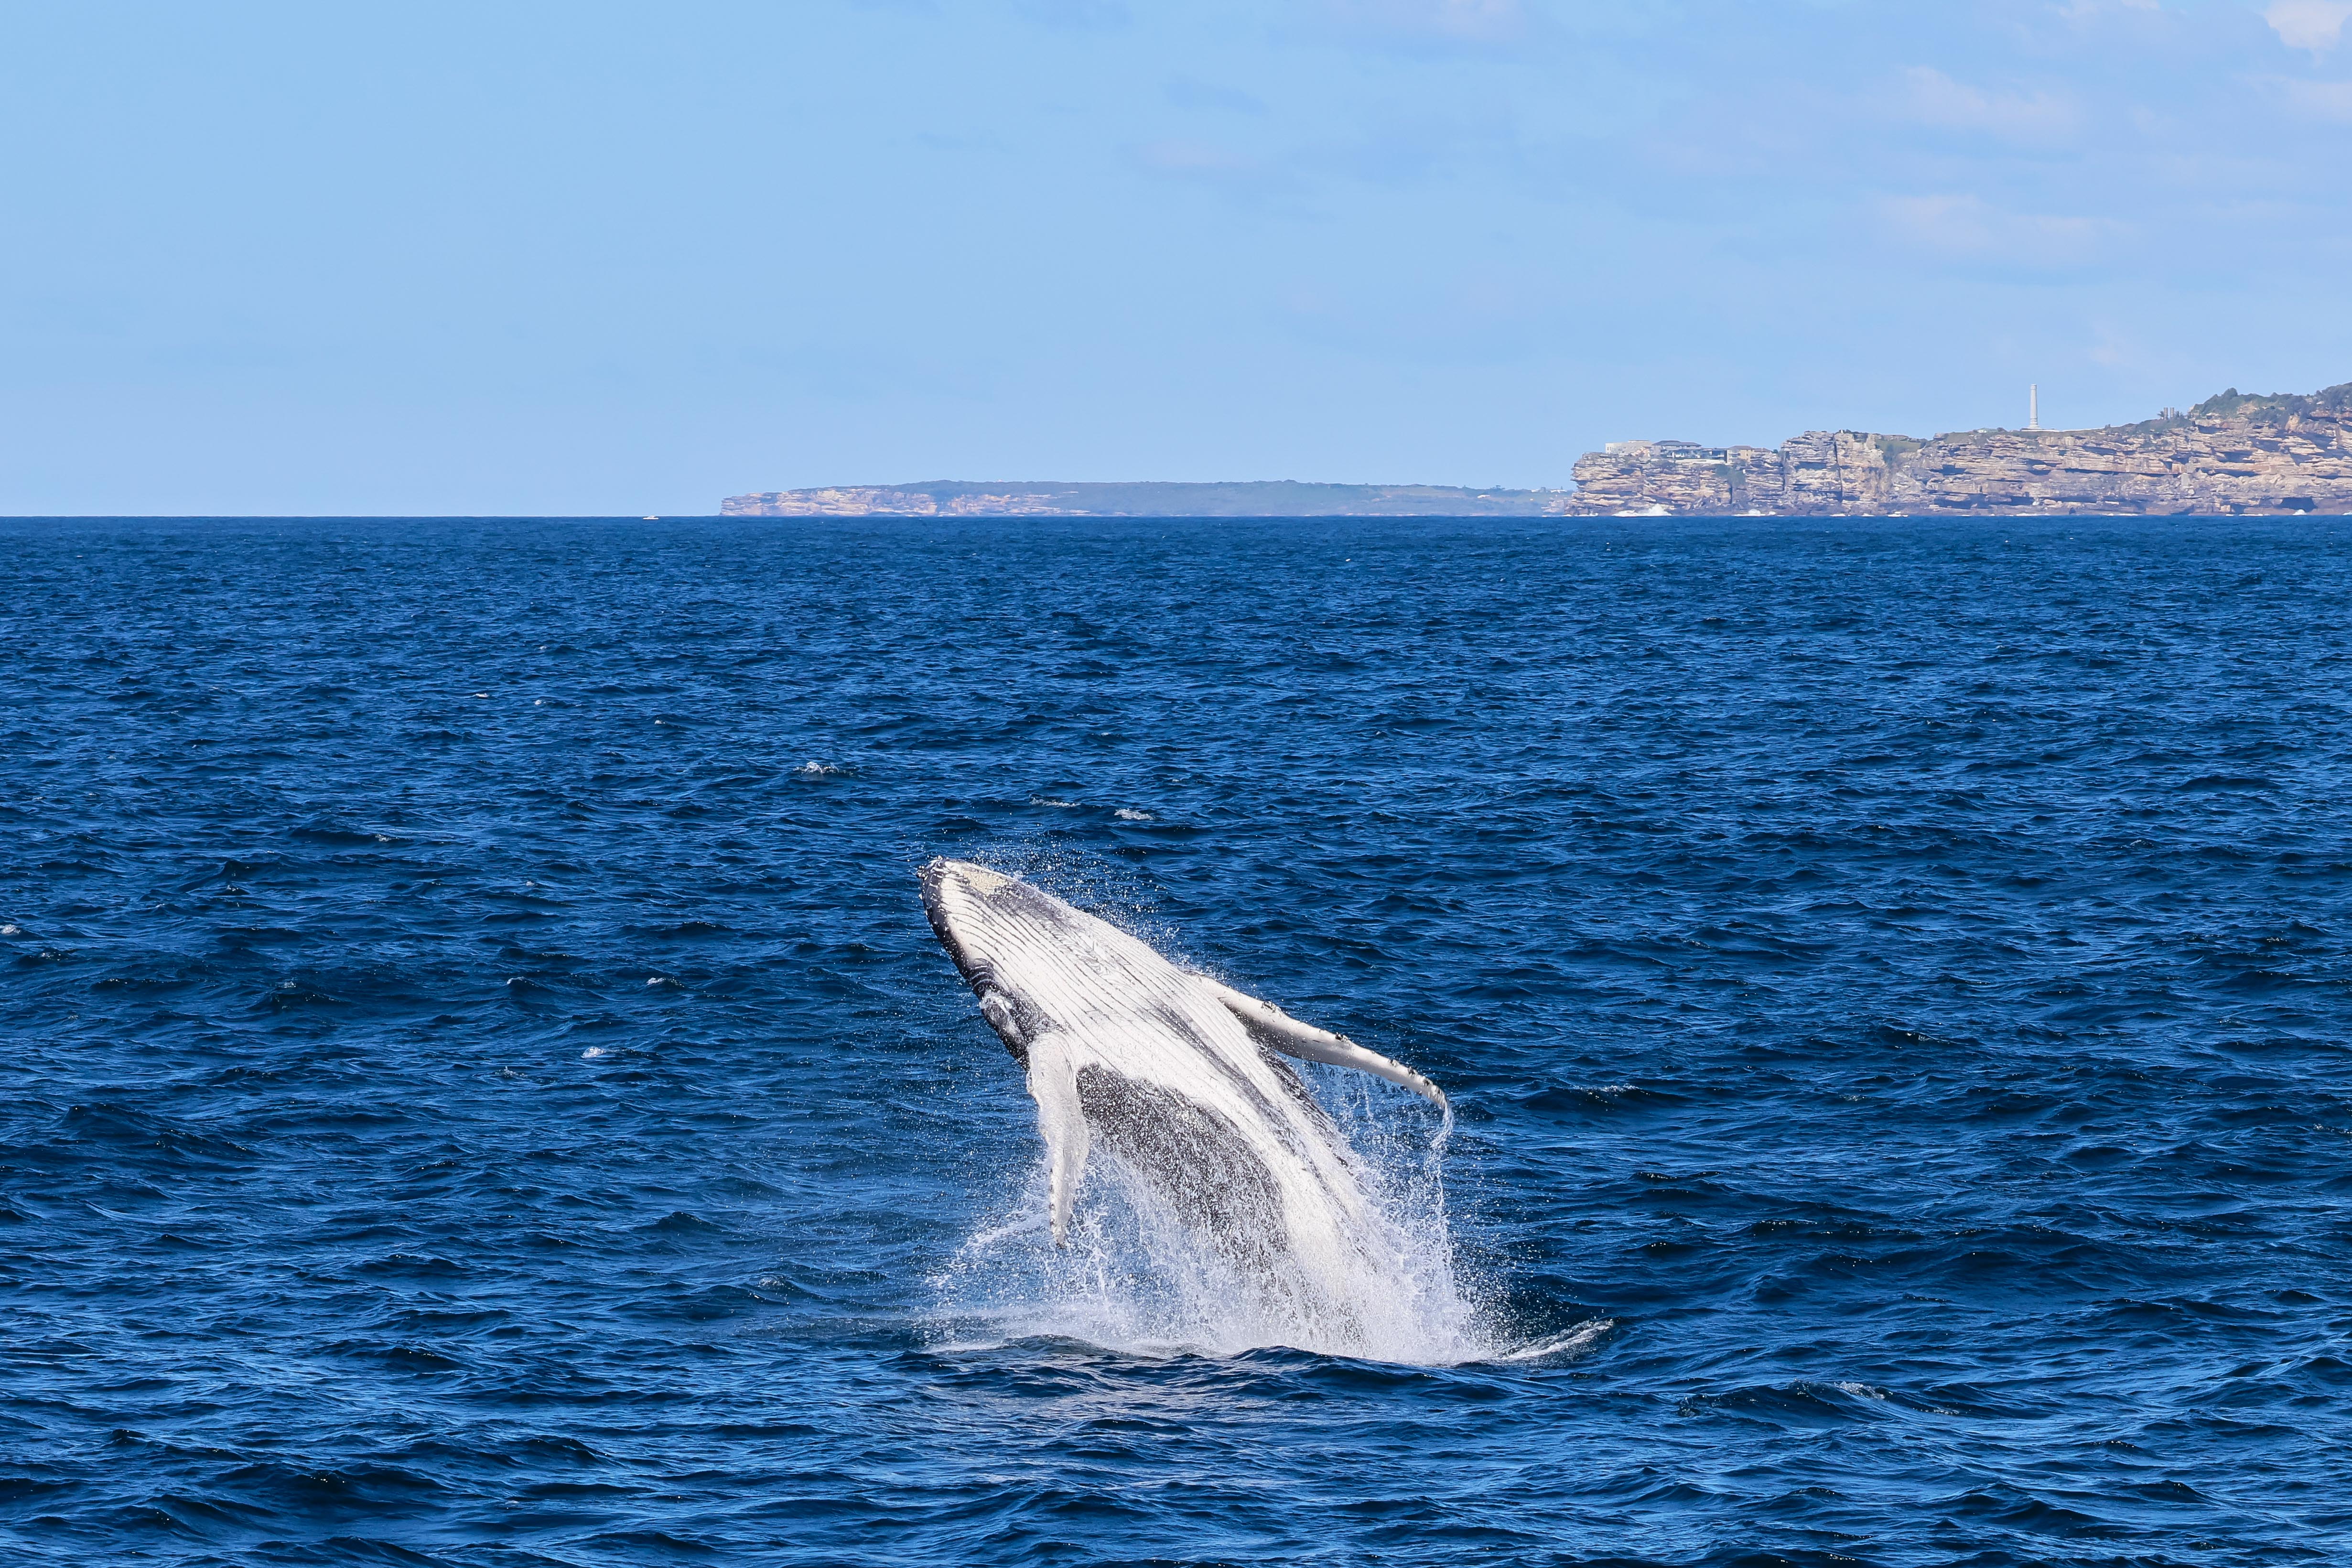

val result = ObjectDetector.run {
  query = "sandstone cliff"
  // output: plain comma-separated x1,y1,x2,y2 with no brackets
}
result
1568,382,2352,516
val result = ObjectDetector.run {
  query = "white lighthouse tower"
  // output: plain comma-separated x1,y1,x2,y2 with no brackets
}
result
2028,384,2040,431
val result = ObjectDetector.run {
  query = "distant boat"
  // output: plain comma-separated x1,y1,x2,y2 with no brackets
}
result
642,515,658,521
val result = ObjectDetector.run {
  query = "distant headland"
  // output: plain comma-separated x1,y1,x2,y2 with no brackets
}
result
720,480,1571,519
724,379,2352,519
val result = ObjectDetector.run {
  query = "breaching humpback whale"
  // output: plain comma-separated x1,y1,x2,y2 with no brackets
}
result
920,858,1448,1295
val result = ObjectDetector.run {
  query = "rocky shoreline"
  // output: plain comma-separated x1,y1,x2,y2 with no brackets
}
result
1566,382,2352,517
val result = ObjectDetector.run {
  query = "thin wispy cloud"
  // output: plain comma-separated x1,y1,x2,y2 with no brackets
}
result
2266,75,2352,118
1129,137,1307,206
1017,0,1129,30
1165,77,1269,114
1313,0,1527,46
1896,66,2082,141
1878,193,2121,269
1135,138,1259,174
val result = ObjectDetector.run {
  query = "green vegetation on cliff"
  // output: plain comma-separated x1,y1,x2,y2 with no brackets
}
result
2191,381,2352,424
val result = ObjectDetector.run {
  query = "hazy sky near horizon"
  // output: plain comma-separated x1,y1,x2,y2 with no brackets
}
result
6,0,2352,513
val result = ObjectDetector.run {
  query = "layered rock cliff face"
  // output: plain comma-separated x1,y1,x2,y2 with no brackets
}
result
1568,383,2352,516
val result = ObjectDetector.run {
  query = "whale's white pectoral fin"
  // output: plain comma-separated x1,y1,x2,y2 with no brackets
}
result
1024,1031,1091,1245
1198,977,1450,1114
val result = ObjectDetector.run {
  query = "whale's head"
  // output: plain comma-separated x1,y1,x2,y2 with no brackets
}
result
920,857,1035,986
920,857,1110,1064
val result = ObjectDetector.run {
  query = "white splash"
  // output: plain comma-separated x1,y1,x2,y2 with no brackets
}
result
932,1081,1495,1365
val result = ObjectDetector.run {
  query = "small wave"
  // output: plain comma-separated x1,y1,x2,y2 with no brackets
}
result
1114,808,1154,821
1498,1319,1615,1363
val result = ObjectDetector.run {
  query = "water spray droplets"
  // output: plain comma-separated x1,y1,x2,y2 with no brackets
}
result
933,1092,1491,1366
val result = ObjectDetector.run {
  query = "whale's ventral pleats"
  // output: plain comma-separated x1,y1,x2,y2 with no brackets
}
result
917,857,1452,1321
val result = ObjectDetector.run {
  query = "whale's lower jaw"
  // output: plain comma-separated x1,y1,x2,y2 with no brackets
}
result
922,858,1086,991
921,858,1070,1061
917,858,985,987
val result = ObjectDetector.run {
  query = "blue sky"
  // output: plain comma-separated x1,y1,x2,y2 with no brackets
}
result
5,0,2350,513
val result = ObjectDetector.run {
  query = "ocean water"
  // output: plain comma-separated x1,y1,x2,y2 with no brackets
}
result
5,514,2349,1568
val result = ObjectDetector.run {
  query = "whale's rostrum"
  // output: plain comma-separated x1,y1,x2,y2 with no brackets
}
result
920,857,1450,1329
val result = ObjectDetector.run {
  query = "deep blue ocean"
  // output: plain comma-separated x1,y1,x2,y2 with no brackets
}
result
5,514,2350,1567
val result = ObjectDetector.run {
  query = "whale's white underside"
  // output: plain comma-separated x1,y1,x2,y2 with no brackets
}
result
921,860,1448,1278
